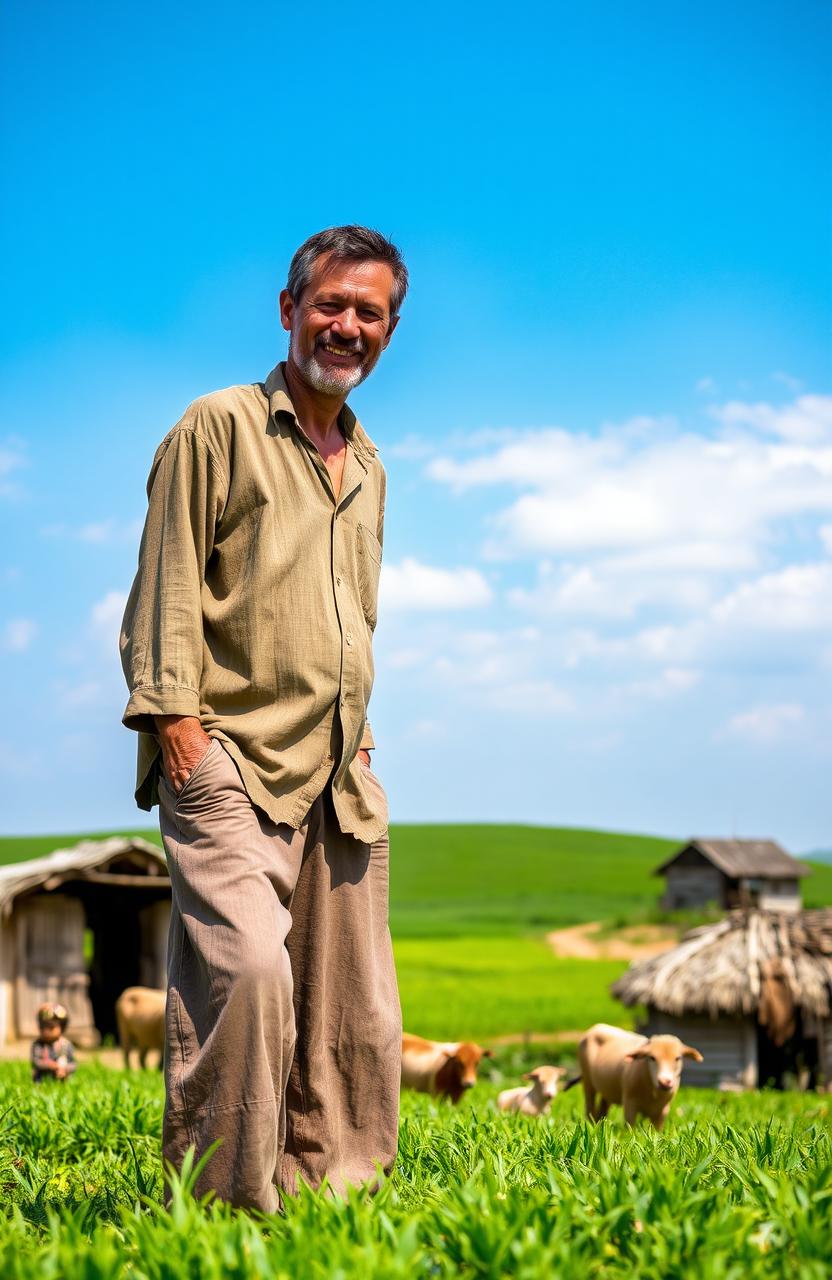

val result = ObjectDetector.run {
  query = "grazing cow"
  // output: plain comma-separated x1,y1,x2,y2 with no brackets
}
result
401,1033,492,1103
571,1022,703,1130
498,1065,566,1115
115,986,166,1069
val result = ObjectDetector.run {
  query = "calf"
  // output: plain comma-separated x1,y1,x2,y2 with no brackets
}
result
498,1065,566,1115
401,1033,492,1103
115,986,166,1070
574,1022,703,1130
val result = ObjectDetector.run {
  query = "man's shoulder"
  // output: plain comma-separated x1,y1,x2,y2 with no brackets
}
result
180,381,268,436
157,382,268,468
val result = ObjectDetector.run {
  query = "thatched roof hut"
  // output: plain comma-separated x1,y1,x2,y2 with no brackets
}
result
612,910,832,1089
0,838,170,1047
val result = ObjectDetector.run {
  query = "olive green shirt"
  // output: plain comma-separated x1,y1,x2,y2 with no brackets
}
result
120,362,386,843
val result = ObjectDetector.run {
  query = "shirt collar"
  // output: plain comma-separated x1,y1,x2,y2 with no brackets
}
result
263,362,378,465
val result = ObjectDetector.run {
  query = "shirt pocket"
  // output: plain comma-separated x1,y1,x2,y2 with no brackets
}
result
355,521,382,631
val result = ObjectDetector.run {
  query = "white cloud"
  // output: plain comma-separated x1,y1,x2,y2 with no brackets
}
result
380,559,492,611
696,376,717,394
719,703,805,744
427,398,832,569
771,371,804,393
89,591,129,661
712,563,832,632
57,681,105,712
41,518,143,545
0,439,26,496
485,679,573,716
820,525,832,556
2,618,37,652
618,666,702,701
709,395,832,445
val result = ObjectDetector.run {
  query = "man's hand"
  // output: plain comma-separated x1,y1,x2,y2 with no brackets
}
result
154,715,213,794
358,748,371,768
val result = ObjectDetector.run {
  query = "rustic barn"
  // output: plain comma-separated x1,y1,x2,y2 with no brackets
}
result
0,838,170,1047
612,909,832,1089
654,838,810,913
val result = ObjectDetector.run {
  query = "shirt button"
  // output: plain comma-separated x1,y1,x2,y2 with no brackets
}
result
336,575,342,586
345,632,353,646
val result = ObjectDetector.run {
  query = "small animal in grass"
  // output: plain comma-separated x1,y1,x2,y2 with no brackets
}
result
31,1002,77,1084
497,1065,567,1115
116,986,166,1069
564,1022,703,1131
401,1033,493,1103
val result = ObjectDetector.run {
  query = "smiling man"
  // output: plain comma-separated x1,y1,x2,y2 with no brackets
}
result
120,226,407,1211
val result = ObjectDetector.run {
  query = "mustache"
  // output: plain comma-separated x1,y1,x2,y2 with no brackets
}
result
316,334,366,355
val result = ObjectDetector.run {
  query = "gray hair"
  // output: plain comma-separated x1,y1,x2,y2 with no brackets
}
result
286,225,408,319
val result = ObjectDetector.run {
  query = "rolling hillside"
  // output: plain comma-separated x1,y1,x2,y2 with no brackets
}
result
2,825,830,936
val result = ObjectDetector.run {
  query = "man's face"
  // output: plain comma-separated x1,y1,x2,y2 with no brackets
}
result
280,254,399,396
40,1020,61,1042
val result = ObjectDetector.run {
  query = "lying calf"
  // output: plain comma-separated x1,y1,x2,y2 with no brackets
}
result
498,1065,566,1115
572,1022,703,1130
401,1033,492,1103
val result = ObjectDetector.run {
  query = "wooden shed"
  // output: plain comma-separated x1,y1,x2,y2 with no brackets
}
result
654,838,810,913
0,838,170,1047
612,909,832,1090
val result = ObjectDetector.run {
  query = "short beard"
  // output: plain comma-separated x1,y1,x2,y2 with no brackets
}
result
290,333,370,396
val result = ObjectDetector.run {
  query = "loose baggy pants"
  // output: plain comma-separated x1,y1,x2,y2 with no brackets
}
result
157,739,402,1212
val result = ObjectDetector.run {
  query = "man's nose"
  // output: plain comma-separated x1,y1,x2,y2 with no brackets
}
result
331,309,360,339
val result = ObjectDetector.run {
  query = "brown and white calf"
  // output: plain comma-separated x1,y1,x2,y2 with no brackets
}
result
401,1033,492,1103
498,1065,566,1115
574,1023,703,1130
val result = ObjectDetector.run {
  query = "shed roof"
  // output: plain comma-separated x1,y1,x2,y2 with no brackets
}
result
653,838,811,880
0,837,167,915
613,908,832,1019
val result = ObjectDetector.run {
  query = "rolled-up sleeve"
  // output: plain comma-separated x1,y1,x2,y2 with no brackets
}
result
120,424,227,734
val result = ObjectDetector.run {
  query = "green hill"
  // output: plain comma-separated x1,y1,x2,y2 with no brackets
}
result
3,824,830,938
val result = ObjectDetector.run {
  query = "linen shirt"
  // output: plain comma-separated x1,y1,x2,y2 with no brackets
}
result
120,362,387,844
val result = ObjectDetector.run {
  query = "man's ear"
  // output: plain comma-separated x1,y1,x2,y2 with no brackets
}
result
382,314,400,349
682,1045,704,1062
279,288,294,334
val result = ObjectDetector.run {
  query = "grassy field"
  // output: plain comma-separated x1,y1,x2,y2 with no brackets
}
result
0,1062,828,1277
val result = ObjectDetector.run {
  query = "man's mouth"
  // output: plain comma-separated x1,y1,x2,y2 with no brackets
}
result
317,341,364,363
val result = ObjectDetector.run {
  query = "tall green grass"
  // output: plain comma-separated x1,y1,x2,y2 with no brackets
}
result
396,936,629,1040
0,1063,828,1277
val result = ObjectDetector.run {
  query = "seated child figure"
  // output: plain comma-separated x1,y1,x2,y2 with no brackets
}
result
31,1003,77,1083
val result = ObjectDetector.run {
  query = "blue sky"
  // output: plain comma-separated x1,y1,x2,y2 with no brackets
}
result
1,2,830,849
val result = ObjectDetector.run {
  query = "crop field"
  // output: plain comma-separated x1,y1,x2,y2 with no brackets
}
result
0,1062,829,1278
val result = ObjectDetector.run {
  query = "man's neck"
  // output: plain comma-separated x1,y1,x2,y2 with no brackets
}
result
283,359,346,446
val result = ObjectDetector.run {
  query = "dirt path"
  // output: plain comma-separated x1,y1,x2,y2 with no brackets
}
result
546,921,676,961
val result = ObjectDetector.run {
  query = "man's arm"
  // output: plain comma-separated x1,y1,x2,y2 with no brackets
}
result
120,423,226,788
358,465,386,768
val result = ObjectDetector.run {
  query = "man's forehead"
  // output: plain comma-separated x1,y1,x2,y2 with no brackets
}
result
307,253,394,302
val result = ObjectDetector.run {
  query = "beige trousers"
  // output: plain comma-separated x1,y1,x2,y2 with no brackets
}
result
157,739,401,1212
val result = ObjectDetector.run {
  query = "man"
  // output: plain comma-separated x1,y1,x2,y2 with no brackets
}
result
120,225,406,1212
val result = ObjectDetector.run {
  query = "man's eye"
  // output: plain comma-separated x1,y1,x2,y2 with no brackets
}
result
359,310,383,322
315,302,340,313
